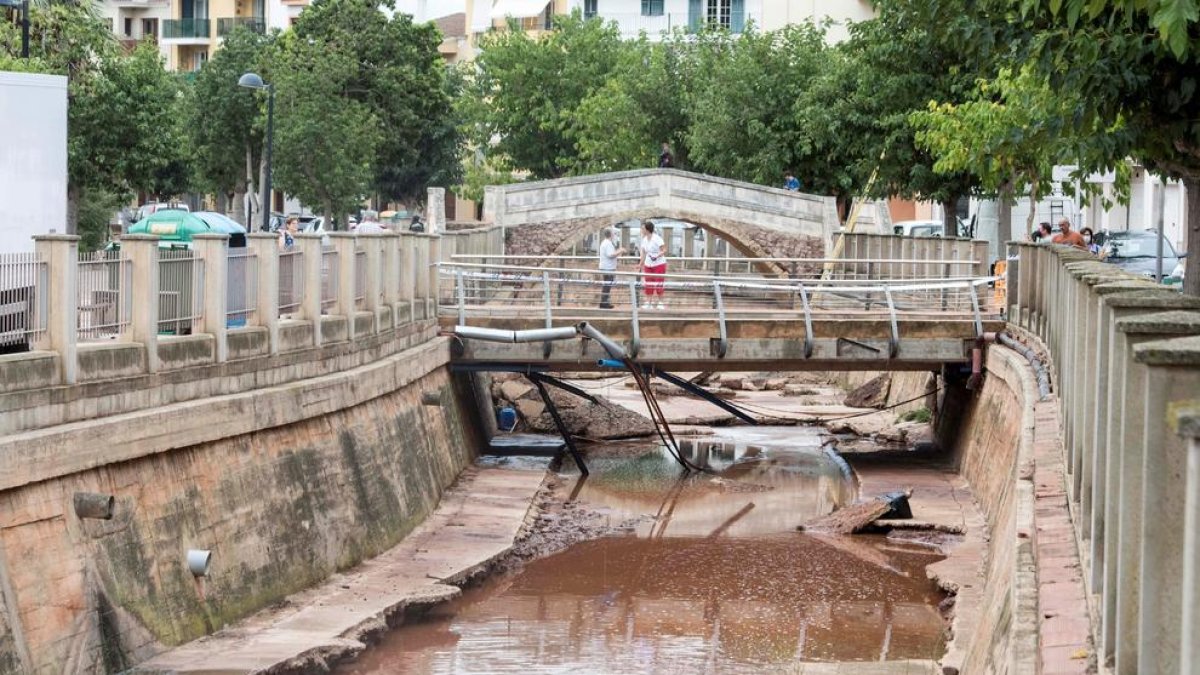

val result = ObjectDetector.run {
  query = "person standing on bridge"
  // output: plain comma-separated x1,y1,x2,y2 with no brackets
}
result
659,142,674,169
598,228,626,309
640,221,668,310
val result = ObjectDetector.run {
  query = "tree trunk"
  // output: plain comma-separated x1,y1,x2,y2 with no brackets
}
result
997,182,1013,245
942,195,958,237
232,189,247,226
66,183,81,235
245,144,258,228
1026,180,1040,236
1184,176,1200,297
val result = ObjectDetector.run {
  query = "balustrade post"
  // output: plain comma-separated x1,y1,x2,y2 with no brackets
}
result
1179,412,1200,675
247,233,280,354
398,233,416,323
295,233,324,347
192,233,229,363
1131,331,1200,675
328,232,358,341
361,232,384,333
382,231,401,328
427,186,446,235
32,234,79,384
121,234,160,373
429,235,442,316
1109,311,1200,674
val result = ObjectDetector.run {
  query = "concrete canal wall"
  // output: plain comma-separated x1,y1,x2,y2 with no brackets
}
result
0,332,483,672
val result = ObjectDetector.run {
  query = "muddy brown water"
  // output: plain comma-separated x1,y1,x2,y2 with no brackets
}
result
338,427,949,674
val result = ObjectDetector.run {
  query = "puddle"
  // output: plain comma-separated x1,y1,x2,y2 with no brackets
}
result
338,427,949,674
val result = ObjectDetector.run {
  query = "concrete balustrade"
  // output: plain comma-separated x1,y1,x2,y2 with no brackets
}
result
1179,410,1200,674
1011,241,1200,674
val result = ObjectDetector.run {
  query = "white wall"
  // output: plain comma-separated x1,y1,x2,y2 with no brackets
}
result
760,0,875,41
574,0,765,39
0,73,67,254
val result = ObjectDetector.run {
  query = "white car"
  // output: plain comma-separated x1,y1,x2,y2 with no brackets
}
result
893,220,945,237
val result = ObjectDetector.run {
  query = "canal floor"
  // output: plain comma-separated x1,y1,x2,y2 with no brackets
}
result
338,427,952,674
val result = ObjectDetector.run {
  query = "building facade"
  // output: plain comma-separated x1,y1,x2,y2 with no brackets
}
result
760,0,875,42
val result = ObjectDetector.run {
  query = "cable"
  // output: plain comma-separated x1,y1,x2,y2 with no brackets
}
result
710,384,946,425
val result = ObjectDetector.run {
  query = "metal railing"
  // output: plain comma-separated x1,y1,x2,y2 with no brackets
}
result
77,251,130,342
354,249,367,309
320,247,338,311
226,249,257,326
0,252,47,349
158,250,205,334
449,254,984,282
278,249,304,315
440,261,1000,357
216,16,265,36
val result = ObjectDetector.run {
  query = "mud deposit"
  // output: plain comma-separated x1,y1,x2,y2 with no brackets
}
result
338,428,951,674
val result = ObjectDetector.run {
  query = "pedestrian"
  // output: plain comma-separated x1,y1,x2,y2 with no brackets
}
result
597,227,625,309
1080,227,1101,255
409,213,425,233
1051,218,1086,249
659,142,674,169
278,215,298,250
640,221,667,310
1037,222,1053,244
355,209,386,234
784,171,800,191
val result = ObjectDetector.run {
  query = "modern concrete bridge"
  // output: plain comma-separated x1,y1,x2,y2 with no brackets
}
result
0,173,1199,675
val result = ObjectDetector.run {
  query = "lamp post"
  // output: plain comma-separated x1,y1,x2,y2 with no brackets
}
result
238,72,273,233
0,0,30,58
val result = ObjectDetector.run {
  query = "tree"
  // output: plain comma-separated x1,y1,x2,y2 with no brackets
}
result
185,26,274,224
1,5,187,232
461,11,627,179
291,0,461,206
270,32,381,227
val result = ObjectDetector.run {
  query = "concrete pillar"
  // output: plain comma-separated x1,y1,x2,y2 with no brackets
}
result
121,234,160,373
32,234,79,384
683,226,695,262
382,231,401,327
328,232,357,340
360,233,383,332
296,233,324,347
1110,311,1200,674
620,225,631,251
1180,411,1200,675
399,233,416,306
414,236,430,315
247,233,280,354
659,225,673,258
192,234,229,363
1133,330,1200,675
427,187,446,235
482,185,500,223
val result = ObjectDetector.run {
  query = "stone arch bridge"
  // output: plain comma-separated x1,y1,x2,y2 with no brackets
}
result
482,169,842,265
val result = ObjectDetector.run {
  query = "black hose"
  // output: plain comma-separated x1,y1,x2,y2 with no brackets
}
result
997,332,1053,400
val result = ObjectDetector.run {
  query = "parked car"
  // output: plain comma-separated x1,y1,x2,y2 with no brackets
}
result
120,210,248,249
893,219,944,237
1100,230,1185,282
134,202,189,223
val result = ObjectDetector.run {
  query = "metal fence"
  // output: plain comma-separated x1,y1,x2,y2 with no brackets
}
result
77,250,131,342
158,249,205,334
0,252,48,350
440,262,1002,331
354,249,367,308
278,249,304,315
226,249,258,326
320,246,338,311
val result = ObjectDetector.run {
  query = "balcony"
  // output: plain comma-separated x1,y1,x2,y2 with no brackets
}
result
217,17,266,36
162,18,211,41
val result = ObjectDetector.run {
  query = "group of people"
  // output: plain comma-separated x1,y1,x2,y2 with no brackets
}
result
598,222,668,310
1032,218,1102,255
276,209,425,250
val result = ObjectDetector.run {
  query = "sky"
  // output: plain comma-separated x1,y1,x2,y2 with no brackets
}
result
392,0,467,19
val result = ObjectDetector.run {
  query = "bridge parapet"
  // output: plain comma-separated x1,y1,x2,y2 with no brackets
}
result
1008,241,1200,673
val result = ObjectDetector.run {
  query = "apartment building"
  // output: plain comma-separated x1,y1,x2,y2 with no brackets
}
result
151,0,266,72
99,0,172,57
559,0,765,39
761,0,875,42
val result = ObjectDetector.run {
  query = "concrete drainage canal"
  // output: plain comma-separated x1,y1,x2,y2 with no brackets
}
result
336,426,954,674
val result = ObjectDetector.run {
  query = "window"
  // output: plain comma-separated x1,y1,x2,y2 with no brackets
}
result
641,0,663,16
142,18,158,40
193,50,208,72
706,0,731,28
123,17,134,37
584,0,597,19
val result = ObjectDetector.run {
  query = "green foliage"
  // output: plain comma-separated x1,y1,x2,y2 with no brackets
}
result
270,31,382,222
290,0,462,204
185,26,274,198
76,188,126,252
461,12,627,179
899,407,932,424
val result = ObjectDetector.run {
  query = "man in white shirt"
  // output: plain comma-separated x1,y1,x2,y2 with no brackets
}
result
598,227,625,309
355,209,386,234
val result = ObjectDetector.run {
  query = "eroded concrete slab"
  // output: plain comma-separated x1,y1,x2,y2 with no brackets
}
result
133,466,545,674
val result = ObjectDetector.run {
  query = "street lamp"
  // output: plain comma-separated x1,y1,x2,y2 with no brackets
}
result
238,72,273,233
0,0,30,58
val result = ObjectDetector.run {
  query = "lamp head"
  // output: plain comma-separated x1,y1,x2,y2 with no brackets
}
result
238,72,267,89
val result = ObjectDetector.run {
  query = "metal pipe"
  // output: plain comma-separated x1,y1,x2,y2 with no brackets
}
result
577,321,628,359
453,325,579,343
